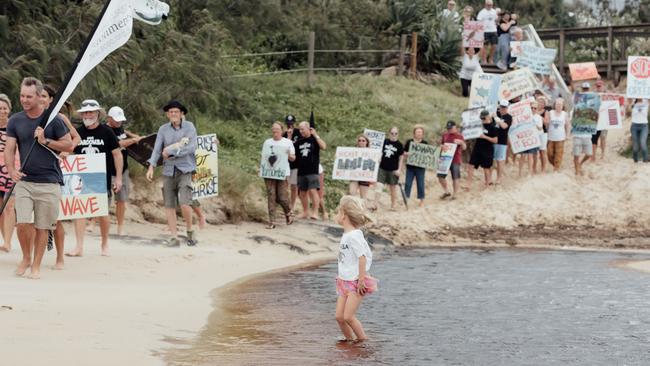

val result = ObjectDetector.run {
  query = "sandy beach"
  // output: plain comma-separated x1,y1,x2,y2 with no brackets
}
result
0,221,340,366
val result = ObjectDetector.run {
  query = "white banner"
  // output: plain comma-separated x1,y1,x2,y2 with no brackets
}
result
469,73,502,113
436,143,457,175
193,134,219,199
461,108,484,140
332,147,381,182
627,56,650,99
363,128,386,150
508,98,535,126
499,68,538,101
517,44,557,75
597,101,623,130
508,122,541,154
59,154,108,220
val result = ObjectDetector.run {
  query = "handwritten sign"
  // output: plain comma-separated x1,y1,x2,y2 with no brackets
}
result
0,130,20,193
436,143,457,175
569,62,599,81
597,100,623,130
59,154,108,220
461,108,484,140
508,122,541,154
627,56,650,98
363,129,386,150
332,147,381,182
463,21,484,48
572,92,601,136
469,73,502,113
499,68,538,101
260,139,291,180
508,98,534,126
599,93,626,119
510,41,533,58
192,134,219,199
406,142,438,170
517,44,557,75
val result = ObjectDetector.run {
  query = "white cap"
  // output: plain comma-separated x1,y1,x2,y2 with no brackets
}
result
108,106,127,122
499,99,509,108
77,99,102,113
581,82,590,89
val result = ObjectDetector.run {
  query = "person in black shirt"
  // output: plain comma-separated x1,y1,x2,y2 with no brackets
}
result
294,121,326,219
65,99,122,257
494,99,512,185
403,125,428,207
107,106,142,236
282,114,300,210
470,110,498,187
378,126,404,210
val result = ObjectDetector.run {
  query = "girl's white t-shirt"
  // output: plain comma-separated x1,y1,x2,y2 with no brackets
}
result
338,229,372,281
548,110,567,141
458,54,482,80
631,100,649,124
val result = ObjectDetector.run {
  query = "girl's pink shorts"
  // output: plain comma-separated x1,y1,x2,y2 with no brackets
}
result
336,275,378,297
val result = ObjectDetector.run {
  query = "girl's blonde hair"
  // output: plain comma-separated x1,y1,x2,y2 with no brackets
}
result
356,134,370,147
338,195,373,228
0,93,11,110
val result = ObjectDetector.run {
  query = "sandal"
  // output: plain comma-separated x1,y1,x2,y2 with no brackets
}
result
266,223,276,229
285,212,294,225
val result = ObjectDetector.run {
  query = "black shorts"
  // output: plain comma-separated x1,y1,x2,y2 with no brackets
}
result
484,32,498,45
591,130,602,145
298,174,320,191
359,181,370,187
470,149,493,169
437,163,461,180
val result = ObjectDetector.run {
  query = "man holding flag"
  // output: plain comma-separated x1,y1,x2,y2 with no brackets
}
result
5,77,74,279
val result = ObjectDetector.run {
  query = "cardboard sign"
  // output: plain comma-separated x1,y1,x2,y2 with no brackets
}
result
510,41,533,58
192,134,219,199
572,92,601,136
406,142,438,170
436,143,457,175
260,138,291,180
627,56,650,98
508,98,535,126
517,44,557,75
461,108,484,140
599,93,625,119
59,154,109,220
463,21,484,48
569,62,600,81
508,122,541,154
469,73,502,113
499,68,538,101
0,130,19,193
597,100,623,130
363,128,386,150
126,133,161,167
332,147,381,182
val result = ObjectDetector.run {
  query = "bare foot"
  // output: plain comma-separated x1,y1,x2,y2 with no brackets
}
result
101,248,110,257
117,225,124,236
27,269,41,280
53,261,64,270
0,245,9,253
65,251,83,257
322,212,329,221
15,260,30,276
298,214,309,219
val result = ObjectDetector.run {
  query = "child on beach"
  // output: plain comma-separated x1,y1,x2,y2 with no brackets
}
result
335,195,377,343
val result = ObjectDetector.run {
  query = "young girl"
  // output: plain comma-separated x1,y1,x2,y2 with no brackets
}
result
335,195,377,342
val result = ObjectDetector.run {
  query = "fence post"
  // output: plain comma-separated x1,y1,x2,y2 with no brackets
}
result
307,31,315,87
410,32,418,79
607,26,613,79
621,36,628,60
398,34,407,77
558,29,565,79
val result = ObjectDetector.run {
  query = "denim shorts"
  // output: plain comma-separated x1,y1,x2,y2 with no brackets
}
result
494,144,507,161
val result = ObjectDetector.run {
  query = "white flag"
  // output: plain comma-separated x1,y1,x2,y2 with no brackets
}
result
132,0,170,25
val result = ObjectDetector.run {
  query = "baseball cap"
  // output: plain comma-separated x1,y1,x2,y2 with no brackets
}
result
77,99,102,113
107,106,127,122
480,110,490,118
581,82,590,89
499,99,509,108
446,120,456,129
285,114,296,125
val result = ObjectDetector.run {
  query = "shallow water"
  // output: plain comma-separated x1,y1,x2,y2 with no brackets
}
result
166,249,650,365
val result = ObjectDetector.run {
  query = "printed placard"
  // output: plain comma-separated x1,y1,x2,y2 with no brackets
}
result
406,142,438,170
363,128,386,150
469,73,502,113
572,92,601,136
192,134,219,199
508,122,541,154
260,139,291,180
597,100,623,130
461,108,484,140
627,56,650,98
0,129,20,193
332,147,381,182
508,98,534,126
517,44,557,75
463,21,484,48
59,153,108,220
510,41,533,58
599,93,625,119
499,68,538,101
569,62,600,81
436,143,457,175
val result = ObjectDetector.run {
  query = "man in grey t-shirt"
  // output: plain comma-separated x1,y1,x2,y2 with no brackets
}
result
5,77,73,279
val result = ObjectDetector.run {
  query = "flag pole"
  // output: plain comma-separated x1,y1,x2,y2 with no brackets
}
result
0,0,113,216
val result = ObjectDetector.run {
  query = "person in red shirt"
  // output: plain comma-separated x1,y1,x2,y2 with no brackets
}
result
438,121,466,199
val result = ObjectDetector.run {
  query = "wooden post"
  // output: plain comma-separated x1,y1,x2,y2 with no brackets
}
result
410,32,418,79
398,34,407,77
307,31,315,87
558,29,565,79
607,26,613,79
621,36,627,61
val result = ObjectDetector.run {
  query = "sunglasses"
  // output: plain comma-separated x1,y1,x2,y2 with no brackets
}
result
81,101,99,107
358,139,368,143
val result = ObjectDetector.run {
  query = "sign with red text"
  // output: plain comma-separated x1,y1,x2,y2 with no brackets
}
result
627,56,650,98
599,93,625,119
193,134,219,199
332,147,381,182
569,62,599,81
463,21,485,48
59,154,108,220
499,68,538,101
597,100,623,130
508,122,541,154
508,98,535,126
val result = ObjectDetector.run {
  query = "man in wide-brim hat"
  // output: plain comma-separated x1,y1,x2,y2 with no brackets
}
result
146,100,198,247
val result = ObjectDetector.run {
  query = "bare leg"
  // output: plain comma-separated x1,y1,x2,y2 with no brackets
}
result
518,155,524,177
343,292,367,341
166,208,178,236
115,201,126,235
349,182,359,196
192,206,206,229
573,156,581,176
489,44,496,64
591,145,597,162
318,174,328,220
29,229,49,279
335,295,355,340
496,161,504,184
15,223,34,275
180,204,193,233
66,219,86,257
438,177,449,196
483,168,492,187
0,198,15,252
531,153,538,175
600,135,607,159
99,215,110,256
359,185,369,200
540,151,547,173
452,178,460,196
290,184,298,211
389,185,397,209
53,221,65,269
309,189,320,219
298,190,309,219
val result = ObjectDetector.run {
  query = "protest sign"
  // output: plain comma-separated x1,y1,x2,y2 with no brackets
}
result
0,130,19,193
193,134,219,199
626,56,650,98
461,108,484,140
436,143,457,175
126,133,160,167
332,147,381,182
599,93,625,119
499,68,538,100
508,122,541,154
462,21,484,48
406,142,439,170
469,73,502,113
510,41,533,58
260,138,291,180
597,100,623,130
508,98,535,126
59,154,108,220
568,62,599,81
363,128,386,150
517,44,557,75
572,92,601,136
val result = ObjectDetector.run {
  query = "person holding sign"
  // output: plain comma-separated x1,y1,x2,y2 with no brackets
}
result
592,80,608,162
517,101,544,177
294,121,326,220
459,47,482,97
403,125,429,207
65,99,122,257
282,114,301,211
5,77,74,279
494,100,512,185
536,96,551,174
437,121,466,199
628,98,650,163
469,110,498,187
378,127,404,210
0,93,16,253
349,134,372,199
146,100,198,247
261,122,295,229
547,98,570,172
